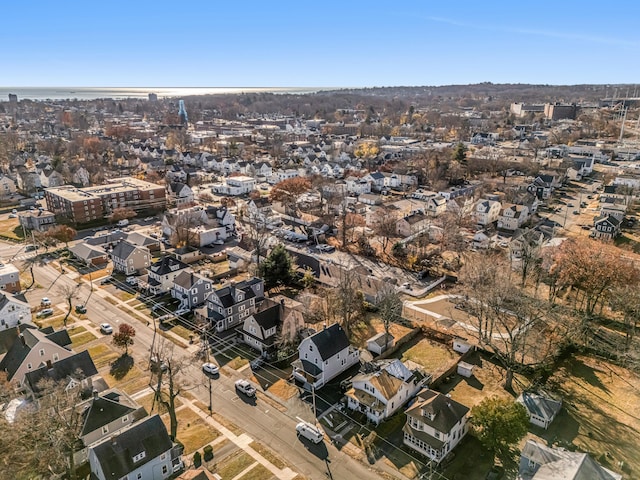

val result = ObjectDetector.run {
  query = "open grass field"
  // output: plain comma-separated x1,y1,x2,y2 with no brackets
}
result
87,344,120,368
398,336,458,375
0,218,24,240
536,355,640,478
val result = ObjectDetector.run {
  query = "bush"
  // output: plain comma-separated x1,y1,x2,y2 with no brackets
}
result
193,451,202,467
203,444,214,461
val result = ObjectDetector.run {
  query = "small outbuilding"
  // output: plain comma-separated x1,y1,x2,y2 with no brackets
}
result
366,332,395,355
517,390,562,429
452,337,471,354
457,361,475,378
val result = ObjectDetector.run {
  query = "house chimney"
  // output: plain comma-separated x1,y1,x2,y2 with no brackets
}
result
92,389,99,399
46,360,53,370
19,335,26,346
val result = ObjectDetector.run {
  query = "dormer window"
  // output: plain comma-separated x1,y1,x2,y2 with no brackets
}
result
132,451,146,463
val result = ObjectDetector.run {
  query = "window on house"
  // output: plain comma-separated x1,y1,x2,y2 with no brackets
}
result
227,308,232,314
53,353,59,361
39,349,45,356
239,305,245,311
27,363,32,370
136,474,142,480
122,415,129,423
132,451,146,463
162,465,168,475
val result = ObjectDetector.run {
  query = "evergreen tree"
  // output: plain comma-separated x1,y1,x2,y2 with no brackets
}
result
259,244,294,289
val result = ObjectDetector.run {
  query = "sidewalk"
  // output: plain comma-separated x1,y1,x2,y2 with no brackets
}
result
180,397,298,480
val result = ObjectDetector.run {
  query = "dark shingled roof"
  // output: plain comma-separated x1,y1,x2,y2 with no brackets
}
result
310,323,351,361
80,395,138,436
253,303,280,331
405,389,469,433
24,350,98,393
90,414,173,480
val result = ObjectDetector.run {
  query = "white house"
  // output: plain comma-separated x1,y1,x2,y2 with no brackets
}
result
292,323,360,389
497,204,529,231
88,414,183,480
426,195,447,217
403,389,470,464
366,332,395,355
147,256,190,295
0,293,32,330
517,391,562,430
211,176,256,196
346,359,430,424
474,199,502,226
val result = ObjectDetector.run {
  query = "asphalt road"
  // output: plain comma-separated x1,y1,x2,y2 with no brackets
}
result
15,255,387,480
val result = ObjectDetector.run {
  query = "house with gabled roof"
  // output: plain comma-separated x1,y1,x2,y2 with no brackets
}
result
88,414,183,480
517,390,562,430
346,359,430,424
518,439,622,480
474,199,502,226
23,349,98,396
74,388,148,466
292,323,360,390
68,242,109,267
167,182,194,208
241,297,304,355
0,326,96,394
111,240,151,275
147,256,189,295
171,270,213,310
594,215,621,241
126,231,161,252
0,292,32,330
498,204,529,231
196,277,264,332
403,389,470,464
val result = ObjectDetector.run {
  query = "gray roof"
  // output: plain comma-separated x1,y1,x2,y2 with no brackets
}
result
517,391,562,422
173,270,209,290
0,328,72,380
90,414,173,479
24,350,98,394
149,256,189,276
80,391,142,436
69,242,108,260
252,303,280,332
111,240,143,260
405,389,469,434
126,231,159,248
520,440,622,480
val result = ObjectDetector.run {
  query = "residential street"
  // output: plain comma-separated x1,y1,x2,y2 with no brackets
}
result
16,254,391,480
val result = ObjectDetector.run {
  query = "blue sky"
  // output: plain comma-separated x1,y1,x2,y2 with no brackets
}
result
3,1,639,87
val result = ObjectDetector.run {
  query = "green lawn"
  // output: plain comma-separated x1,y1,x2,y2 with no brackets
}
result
214,451,256,480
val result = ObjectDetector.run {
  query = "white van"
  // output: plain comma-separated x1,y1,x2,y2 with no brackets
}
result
296,422,324,444
117,219,129,227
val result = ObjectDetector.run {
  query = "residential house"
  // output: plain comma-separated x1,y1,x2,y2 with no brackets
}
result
594,215,621,241
381,172,401,189
0,174,17,197
345,177,371,195
518,440,622,480
0,263,21,294
426,195,447,217
126,231,161,252
0,327,82,391
72,166,91,187
23,349,98,397
39,169,65,188
246,197,276,227
0,292,31,330
346,359,430,424
497,204,529,231
403,389,470,464
396,212,431,238
68,242,110,267
599,196,627,221
88,414,183,480
211,175,256,196
292,323,360,390
167,182,194,208
18,209,57,232
517,391,562,430
365,171,386,191
111,241,151,275
474,199,502,226
510,228,545,260
527,174,556,200
74,388,148,466
171,271,213,310
196,277,265,332
472,230,491,249
241,298,305,355
147,256,190,295
17,171,41,194
253,161,273,179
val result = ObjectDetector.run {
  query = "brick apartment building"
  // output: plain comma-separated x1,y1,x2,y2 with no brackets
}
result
45,177,166,225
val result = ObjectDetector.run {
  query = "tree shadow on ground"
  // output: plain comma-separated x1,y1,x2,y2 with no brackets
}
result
110,354,134,380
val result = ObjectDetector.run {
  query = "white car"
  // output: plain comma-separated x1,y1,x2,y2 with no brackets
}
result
234,379,256,398
37,308,54,317
202,363,219,375
8,213,17,218
100,323,113,334
41,297,52,306
296,422,324,444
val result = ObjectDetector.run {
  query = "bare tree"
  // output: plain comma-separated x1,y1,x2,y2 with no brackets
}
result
372,206,399,254
149,340,188,441
56,283,79,326
331,268,364,339
376,286,403,352
243,211,271,269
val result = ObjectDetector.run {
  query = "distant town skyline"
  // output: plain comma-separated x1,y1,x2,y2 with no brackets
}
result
3,1,640,88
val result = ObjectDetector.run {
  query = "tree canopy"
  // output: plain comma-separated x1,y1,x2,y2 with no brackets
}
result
471,396,529,468
258,244,295,289
112,323,136,355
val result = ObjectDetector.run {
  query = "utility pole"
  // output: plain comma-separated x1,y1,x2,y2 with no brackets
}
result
205,330,212,414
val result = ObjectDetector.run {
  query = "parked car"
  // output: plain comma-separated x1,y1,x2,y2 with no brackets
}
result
25,244,38,252
37,308,54,318
573,210,580,215
11,209,17,214
100,323,113,334
75,305,87,314
8,213,17,218
150,356,168,372
296,422,324,444
126,276,138,285
202,362,220,375
234,379,256,398
41,297,52,306
144,216,153,221
100,276,115,285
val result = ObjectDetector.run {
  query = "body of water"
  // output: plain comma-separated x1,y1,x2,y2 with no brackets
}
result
0,87,335,101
